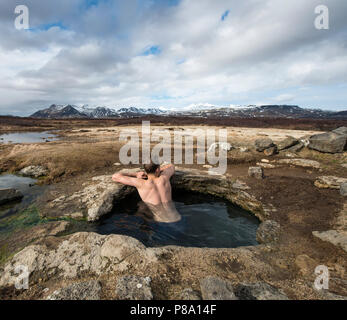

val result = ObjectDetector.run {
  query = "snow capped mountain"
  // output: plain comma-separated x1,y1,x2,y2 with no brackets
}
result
30,104,168,119
29,104,347,119
30,104,87,118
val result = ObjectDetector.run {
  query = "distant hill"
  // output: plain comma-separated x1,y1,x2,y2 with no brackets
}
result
29,104,347,119
30,104,166,119
30,105,88,119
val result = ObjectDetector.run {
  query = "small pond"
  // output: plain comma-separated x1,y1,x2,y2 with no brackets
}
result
93,190,260,248
0,131,59,144
0,174,43,223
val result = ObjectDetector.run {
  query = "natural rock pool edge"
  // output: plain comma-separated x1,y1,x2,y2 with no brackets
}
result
46,167,269,224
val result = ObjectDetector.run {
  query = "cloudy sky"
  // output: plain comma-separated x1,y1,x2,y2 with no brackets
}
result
0,0,346,116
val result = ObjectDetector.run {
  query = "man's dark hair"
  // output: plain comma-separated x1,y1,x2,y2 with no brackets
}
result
144,161,160,174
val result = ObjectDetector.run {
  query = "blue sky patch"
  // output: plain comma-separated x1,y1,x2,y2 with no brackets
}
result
142,45,161,56
28,21,68,32
221,10,230,21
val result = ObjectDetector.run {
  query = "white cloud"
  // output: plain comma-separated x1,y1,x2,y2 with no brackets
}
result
0,0,346,115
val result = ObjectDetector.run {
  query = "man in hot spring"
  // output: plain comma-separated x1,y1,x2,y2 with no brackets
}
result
112,162,181,223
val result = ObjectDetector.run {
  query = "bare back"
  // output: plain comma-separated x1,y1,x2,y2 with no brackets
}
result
112,164,181,222
137,175,172,206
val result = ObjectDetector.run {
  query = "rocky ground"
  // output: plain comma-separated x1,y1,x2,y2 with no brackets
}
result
0,122,346,300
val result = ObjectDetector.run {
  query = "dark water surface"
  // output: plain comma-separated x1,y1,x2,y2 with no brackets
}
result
94,191,260,248
0,174,42,222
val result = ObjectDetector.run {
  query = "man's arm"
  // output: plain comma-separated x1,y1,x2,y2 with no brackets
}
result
112,172,145,187
160,164,175,178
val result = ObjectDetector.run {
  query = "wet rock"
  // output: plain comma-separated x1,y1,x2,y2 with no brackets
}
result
47,280,102,300
200,276,238,300
295,255,318,276
312,230,347,252
263,146,278,156
234,282,288,300
309,132,347,153
0,188,23,205
19,166,48,178
115,276,153,300
256,220,280,244
277,158,320,169
340,183,347,196
255,138,274,152
314,176,347,189
277,136,299,151
180,288,201,300
248,167,264,179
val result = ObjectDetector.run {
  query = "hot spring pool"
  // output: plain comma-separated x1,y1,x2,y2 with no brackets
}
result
93,191,260,248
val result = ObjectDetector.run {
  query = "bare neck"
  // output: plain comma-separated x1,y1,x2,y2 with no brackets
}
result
147,173,159,180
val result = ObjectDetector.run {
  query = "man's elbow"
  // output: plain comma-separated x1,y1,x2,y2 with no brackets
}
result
112,173,122,183
168,164,175,175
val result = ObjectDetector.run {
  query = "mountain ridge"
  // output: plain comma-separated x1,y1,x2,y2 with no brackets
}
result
29,104,347,119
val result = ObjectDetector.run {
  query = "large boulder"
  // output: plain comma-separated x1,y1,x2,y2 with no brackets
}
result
0,188,23,205
200,276,238,300
277,136,299,151
255,138,274,152
308,132,347,153
234,282,288,300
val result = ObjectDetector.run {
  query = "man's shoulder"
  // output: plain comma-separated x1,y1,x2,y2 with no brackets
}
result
157,175,169,182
